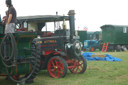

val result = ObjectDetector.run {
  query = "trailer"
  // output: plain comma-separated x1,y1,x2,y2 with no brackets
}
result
100,25,128,51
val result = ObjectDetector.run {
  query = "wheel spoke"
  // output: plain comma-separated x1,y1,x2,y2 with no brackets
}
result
69,57,86,74
77,66,81,72
54,70,56,76
75,67,79,72
76,61,82,66
58,65,64,70
55,60,59,66
58,69,60,77
57,69,63,77
51,61,55,67
59,70,64,74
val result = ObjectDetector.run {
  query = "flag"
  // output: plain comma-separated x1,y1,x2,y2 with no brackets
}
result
78,26,80,30
83,26,88,31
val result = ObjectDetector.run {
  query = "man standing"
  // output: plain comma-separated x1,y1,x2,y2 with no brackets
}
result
5,0,16,34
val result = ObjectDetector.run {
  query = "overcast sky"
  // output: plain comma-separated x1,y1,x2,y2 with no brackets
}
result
1,0,128,31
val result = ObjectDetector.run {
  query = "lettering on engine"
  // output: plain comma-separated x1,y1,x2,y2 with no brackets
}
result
44,40,57,43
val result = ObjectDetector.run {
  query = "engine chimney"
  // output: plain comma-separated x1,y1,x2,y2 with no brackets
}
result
68,10,75,41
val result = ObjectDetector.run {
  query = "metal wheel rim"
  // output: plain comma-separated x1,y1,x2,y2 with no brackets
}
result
48,58,65,78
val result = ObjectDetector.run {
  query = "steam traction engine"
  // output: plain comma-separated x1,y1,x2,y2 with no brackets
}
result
29,10,87,78
0,19,40,83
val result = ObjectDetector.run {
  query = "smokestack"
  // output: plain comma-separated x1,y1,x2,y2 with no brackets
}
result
68,10,75,41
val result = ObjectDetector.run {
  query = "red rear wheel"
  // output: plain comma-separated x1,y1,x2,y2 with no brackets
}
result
69,56,87,74
48,56,67,78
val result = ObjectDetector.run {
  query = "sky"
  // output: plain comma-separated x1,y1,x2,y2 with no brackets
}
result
1,0,128,31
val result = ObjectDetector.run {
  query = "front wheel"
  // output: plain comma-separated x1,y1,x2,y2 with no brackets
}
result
69,56,87,74
47,56,67,78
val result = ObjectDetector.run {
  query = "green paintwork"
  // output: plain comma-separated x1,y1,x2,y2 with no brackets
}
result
0,30,37,75
8,64,31,75
101,25,128,45
78,31,87,44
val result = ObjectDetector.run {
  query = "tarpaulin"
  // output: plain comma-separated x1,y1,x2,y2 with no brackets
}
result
82,52,122,61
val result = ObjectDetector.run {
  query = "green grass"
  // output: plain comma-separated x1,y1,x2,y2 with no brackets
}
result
0,52,128,85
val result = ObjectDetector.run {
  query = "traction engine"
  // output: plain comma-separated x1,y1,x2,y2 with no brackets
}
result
33,10,88,78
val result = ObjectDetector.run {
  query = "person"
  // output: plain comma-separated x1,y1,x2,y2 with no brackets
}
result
2,11,8,25
5,0,17,34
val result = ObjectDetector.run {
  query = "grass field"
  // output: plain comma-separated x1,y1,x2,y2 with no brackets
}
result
0,52,128,85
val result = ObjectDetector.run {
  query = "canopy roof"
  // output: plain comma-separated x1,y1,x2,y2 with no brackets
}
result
101,24,128,29
17,15,69,22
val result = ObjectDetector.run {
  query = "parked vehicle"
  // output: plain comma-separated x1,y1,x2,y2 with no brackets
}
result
100,25,128,51
0,19,40,83
84,40,99,51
